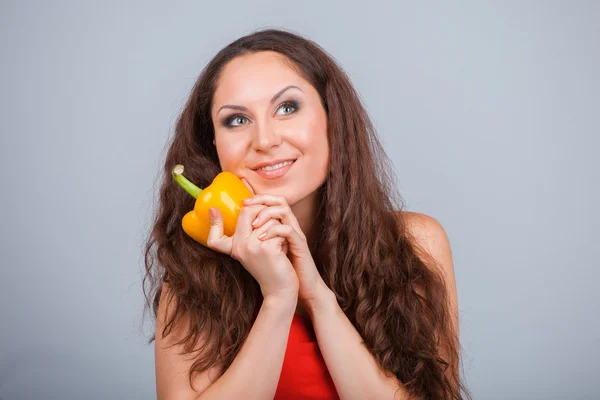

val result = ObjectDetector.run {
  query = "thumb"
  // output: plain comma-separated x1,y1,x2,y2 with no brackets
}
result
240,177,255,195
206,207,232,254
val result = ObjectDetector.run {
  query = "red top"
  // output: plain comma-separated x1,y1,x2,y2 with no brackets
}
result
274,313,339,399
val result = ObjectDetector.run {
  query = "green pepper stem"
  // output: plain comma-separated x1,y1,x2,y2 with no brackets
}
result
172,164,202,199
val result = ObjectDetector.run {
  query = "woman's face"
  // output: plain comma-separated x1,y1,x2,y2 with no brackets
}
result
211,51,329,207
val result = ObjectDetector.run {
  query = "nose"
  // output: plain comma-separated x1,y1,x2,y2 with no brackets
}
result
251,120,282,152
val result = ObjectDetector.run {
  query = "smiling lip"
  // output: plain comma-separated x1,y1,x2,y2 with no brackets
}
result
251,158,297,170
253,159,296,179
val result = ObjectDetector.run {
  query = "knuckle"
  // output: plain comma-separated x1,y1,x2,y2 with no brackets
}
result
256,209,267,220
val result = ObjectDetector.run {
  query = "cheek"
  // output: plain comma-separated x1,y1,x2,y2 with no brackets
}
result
216,139,246,170
308,117,329,162
295,112,328,151
294,117,329,172
314,121,330,175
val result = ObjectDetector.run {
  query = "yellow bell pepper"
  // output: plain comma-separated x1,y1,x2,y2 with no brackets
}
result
172,164,252,247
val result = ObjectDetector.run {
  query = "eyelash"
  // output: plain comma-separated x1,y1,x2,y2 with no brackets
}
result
223,100,300,128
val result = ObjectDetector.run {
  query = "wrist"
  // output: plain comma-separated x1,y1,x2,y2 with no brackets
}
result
304,280,337,318
262,290,298,313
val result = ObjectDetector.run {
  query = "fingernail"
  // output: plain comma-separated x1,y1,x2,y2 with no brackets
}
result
252,217,259,226
258,232,267,239
243,198,251,204
209,208,217,219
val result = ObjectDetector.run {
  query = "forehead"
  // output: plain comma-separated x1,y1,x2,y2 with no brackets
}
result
212,51,306,109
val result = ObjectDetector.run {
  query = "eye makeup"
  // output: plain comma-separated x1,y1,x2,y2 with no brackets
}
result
220,99,301,128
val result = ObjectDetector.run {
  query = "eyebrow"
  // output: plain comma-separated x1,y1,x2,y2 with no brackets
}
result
216,85,303,116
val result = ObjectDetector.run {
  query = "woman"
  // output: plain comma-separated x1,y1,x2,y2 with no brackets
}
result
144,28,471,399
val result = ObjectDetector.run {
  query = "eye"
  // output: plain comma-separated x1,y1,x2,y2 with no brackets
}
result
225,115,249,127
276,101,299,116
223,100,299,128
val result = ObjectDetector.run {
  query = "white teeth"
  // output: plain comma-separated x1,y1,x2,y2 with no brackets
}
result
258,160,294,171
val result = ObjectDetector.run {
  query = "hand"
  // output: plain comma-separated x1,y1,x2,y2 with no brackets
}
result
242,194,327,305
205,179,299,301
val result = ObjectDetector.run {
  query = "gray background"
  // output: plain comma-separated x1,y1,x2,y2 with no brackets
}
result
2,1,599,399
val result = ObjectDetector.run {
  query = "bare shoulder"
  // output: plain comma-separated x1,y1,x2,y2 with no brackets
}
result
396,211,451,259
394,211,456,282
395,212,462,379
155,282,223,399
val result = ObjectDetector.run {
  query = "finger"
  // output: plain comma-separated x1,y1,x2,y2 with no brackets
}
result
251,205,304,239
243,193,284,206
251,205,288,228
250,218,281,240
258,225,303,256
240,177,256,195
235,204,266,238
258,224,303,248
242,194,301,230
206,207,233,254
282,240,289,255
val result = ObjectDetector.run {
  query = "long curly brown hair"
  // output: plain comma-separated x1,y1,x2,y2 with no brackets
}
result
143,28,470,399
